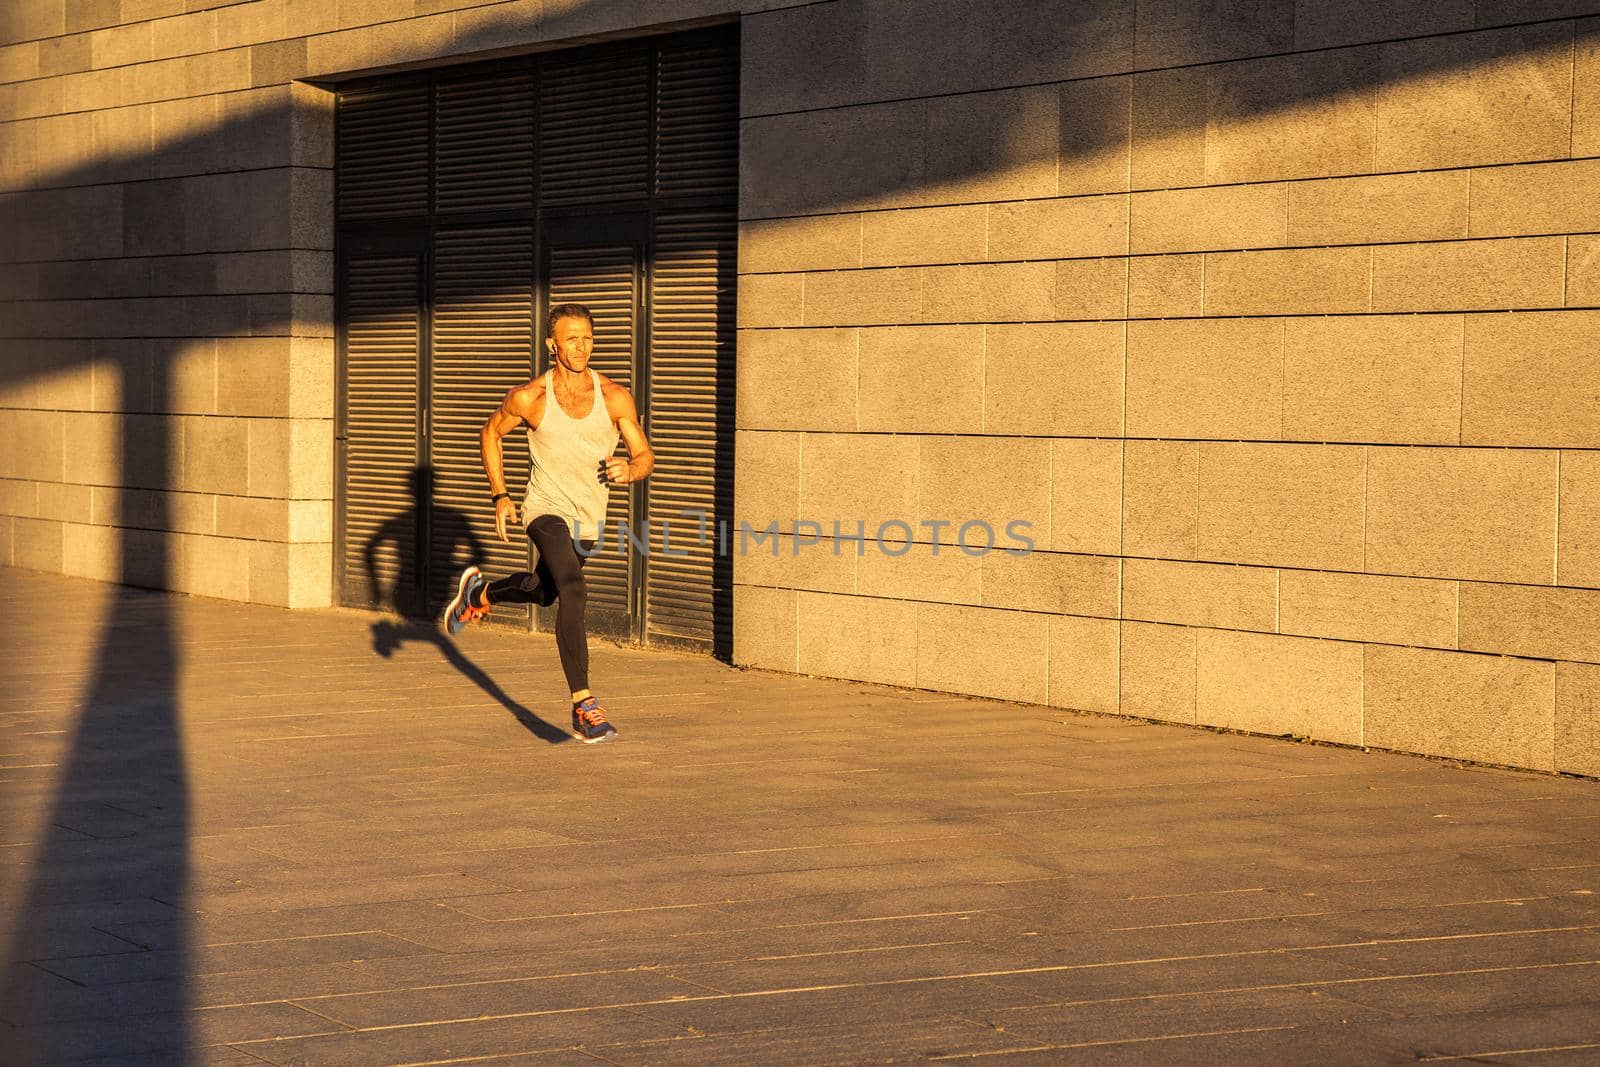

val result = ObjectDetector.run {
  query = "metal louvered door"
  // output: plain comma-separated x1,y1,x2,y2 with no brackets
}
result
645,31,740,652
541,222,645,641
338,245,423,613
425,65,538,622
428,226,534,621
337,27,738,651
645,213,735,652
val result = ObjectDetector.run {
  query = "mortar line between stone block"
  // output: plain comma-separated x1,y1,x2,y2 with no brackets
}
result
1359,446,1368,574
1571,21,1579,161
979,324,986,434
1554,449,1562,586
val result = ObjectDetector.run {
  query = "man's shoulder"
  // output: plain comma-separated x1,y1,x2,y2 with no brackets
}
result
504,376,545,416
597,372,636,410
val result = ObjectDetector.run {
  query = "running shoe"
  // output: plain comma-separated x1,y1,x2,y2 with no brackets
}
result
572,697,618,743
440,565,489,637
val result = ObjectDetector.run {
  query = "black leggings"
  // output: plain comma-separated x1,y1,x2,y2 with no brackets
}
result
484,514,595,695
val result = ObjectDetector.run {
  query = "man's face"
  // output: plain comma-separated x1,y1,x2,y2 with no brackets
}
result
549,316,594,373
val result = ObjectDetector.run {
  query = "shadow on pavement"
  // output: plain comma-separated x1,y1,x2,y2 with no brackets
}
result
370,618,571,745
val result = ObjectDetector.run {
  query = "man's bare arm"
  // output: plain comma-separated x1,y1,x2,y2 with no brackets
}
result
481,382,539,542
602,382,654,485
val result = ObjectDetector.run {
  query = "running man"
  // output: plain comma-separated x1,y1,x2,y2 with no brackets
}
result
439,303,654,743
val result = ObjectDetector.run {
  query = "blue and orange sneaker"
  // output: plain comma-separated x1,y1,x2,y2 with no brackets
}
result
440,566,489,637
572,697,617,743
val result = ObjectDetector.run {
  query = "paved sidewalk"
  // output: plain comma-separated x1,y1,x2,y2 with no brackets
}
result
1,566,1598,1065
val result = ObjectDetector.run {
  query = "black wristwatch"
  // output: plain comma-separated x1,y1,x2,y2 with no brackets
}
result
491,492,510,504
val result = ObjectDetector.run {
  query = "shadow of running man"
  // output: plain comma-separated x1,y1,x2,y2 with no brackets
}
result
363,465,569,745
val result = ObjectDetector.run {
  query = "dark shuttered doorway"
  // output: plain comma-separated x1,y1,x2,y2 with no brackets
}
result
333,27,737,655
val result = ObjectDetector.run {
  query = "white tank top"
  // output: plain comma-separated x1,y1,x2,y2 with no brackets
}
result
522,368,620,540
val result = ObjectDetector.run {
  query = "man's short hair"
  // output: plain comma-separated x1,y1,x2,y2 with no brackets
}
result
547,303,594,337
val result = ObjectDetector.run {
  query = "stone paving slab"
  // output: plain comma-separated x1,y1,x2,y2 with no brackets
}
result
1,566,1599,1065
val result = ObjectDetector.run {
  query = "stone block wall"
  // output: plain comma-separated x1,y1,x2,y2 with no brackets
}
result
1,0,1597,774
730,0,1600,777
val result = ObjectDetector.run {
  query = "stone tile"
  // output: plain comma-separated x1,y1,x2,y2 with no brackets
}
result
796,591,917,688
1134,0,1293,66
862,205,985,269
1203,246,1371,317
740,215,860,274
1463,311,1600,448
1053,258,1127,320
733,430,799,532
737,0,865,115
13,517,63,572
1283,315,1462,446
251,37,308,87
804,267,923,327
916,601,1048,704
1130,184,1286,255
1197,443,1365,571
984,322,1124,437
918,436,1049,544
1120,620,1196,724
214,336,291,419
924,85,1058,203
981,550,1119,616
175,530,250,601
1376,22,1574,171
152,10,217,60
924,262,1054,323
1131,66,1206,189
740,100,926,218
1365,645,1555,771
61,520,116,582
1059,74,1132,196
1050,439,1122,556
249,543,331,607
1371,238,1565,313
732,583,796,670
994,0,1133,82
1568,233,1600,308
1123,558,1276,632
1470,159,1600,238
1127,254,1202,318
1365,446,1557,585
737,273,804,328
856,0,993,101
65,0,120,35
736,328,857,432
987,196,1128,262
1288,171,1470,247
90,22,152,68
244,418,330,499
857,325,982,433
1122,440,1197,560
857,538,981,605
800,432,919,529
1126,318,1281,440
730,531,858,596
1047,614,1120,714
1197,630,1364,745
1293,0,1472,50
1278,571,1458,648
215,495,289,542
1205,48,1377,184
1559,449,1600,588
1555,661,1600,777
1460,583,1600,664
